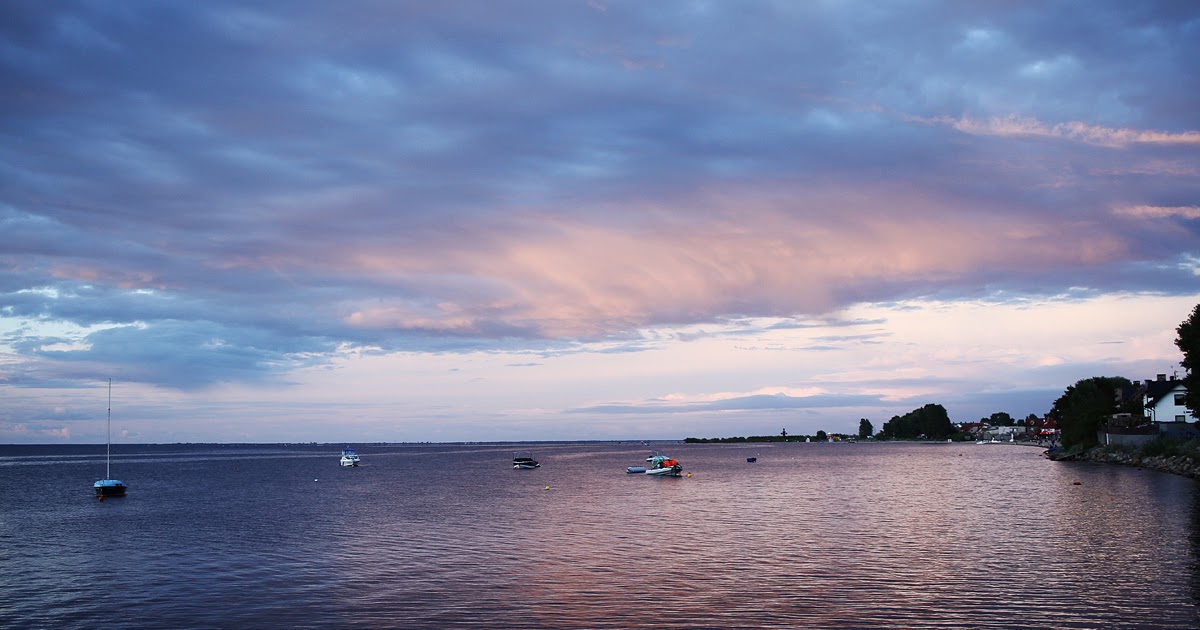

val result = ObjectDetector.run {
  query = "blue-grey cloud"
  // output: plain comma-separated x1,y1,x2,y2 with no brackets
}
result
1,0,1198,392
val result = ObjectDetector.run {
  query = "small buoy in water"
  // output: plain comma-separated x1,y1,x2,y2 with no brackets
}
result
98,495,104,502
314,478,319,482
1073,481,1081,485
544,486,550,490
686,473,692,478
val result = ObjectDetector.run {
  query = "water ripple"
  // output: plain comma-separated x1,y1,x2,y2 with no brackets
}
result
1,442,1197,628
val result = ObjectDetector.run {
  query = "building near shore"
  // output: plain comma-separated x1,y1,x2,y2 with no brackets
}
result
1144,374,1191,423
1103,374,1197,445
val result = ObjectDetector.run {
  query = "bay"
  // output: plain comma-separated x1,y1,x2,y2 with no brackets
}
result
1,442,1196,628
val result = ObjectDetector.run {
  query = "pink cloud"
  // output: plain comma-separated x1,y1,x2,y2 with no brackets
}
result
1113,205,1200,220
923,114,1200,147
339,183,1131,338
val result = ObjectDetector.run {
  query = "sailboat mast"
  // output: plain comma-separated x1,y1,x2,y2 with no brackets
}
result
106,378,112,479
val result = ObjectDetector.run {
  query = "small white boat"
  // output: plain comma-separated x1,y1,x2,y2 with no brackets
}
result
513,451,540,469
340,448,360,467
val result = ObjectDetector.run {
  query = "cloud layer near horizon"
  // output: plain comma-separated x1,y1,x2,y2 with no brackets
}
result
2,1,1198,441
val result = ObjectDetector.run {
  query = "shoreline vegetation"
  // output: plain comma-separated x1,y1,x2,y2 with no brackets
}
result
685,432,1200,480
1046,439,1200,479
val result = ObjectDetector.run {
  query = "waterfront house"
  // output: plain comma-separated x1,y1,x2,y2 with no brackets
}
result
1027,416,1059,438
1100,374,1198,445
1143,374,1192,423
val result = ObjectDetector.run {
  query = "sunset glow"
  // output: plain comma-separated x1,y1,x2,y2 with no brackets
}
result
2,1,1197,442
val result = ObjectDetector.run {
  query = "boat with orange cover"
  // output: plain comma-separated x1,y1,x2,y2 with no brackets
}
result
645,453,683,476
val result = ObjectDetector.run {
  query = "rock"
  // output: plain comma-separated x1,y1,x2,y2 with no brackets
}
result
1059,446,1200,479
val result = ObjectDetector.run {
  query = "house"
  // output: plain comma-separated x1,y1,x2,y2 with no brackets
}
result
1027,416,1059,437
956,422,986,436
1099,375,1193,447
1143,374,1192,423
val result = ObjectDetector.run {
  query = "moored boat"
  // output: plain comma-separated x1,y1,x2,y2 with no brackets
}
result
513,451,540,469
645,453,683,476
94,478,127,498
340,448,361,467
94,379,127,499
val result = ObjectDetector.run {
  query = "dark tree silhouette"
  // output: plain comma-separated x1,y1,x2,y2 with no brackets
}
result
1049,376,1137,449
880,404,953,439
1176,303,1200,419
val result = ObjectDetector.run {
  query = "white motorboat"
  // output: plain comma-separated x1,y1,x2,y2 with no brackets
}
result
645,453,683,476
513,451,540,469
340,448,361,466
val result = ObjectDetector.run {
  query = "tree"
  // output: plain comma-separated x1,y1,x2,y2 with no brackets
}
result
1049,376,1138,449
815,430,828,442
858,418,874,439
880,404,953,439
1176,303,1200,418
989,412,1014,426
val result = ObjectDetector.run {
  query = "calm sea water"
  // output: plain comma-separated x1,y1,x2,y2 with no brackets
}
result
1,441,1197,629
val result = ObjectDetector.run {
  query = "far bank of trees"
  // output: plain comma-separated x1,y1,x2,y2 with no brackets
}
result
686,304,1200,449
684,431,851,443
1051,304,1200,450
1050,376,1140,449
879,403,954,440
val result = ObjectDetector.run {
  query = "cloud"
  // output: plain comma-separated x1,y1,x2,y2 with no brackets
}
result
1113,205,1200,220
0,0,1197,441
570,390,885,415
327,180,1155,338
922,114,1200,147
0,423,71,441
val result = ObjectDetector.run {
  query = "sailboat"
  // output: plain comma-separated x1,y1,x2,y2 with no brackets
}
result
94,379,127,499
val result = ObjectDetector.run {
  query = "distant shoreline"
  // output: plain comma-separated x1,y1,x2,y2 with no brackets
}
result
1,439,682,447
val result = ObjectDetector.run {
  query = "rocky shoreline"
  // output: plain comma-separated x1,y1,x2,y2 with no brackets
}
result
1048,446,1200,479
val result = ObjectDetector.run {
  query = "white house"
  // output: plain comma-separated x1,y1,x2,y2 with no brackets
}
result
1144,374,1192,423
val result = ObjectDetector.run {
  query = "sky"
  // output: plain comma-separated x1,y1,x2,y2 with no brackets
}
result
2,0,1199,444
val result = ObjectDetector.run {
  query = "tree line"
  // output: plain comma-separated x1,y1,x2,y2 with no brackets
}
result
1050,303,1199,450
684,303,1200,448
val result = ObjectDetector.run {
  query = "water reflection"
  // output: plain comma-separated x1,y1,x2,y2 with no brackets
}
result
1191,487,1200,611
2,442,1198,628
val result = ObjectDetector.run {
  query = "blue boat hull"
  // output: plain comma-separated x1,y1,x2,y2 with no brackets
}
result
94,480,127,497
